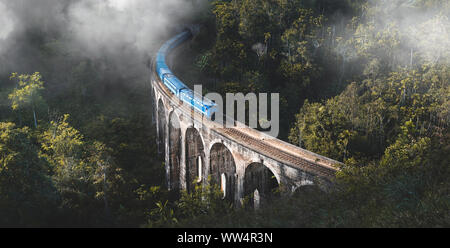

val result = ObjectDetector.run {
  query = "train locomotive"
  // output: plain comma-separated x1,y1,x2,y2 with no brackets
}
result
156,31,216,118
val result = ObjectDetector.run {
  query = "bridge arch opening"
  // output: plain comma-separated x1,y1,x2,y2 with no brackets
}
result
185,127,206,193
209,143,236,202
221,173,227,199
292,184,320,197
169,111,181,193
197,156,203,183
157,99,166,156
244,163,279,208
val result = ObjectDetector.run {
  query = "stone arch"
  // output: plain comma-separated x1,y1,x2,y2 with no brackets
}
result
157,99,166,156
209,143,237,202
185,127,206,193
168,110,182,193
243,162,279,208
292,184,319,196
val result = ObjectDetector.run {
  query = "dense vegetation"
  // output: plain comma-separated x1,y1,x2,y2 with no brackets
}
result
0,0,448,227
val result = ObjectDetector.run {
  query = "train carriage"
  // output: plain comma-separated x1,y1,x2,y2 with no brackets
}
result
155,30,217,118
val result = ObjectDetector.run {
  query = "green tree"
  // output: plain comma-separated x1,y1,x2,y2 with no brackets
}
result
40,114,122,226
8,72,45,128
0,122,58,226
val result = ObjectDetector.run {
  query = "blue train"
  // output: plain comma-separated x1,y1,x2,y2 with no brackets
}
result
155,31,216,118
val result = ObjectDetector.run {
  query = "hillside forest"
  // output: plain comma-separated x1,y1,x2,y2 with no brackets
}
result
0,0,448,227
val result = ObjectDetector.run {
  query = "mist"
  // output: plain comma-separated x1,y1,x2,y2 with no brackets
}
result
0,0,205,77
337,0,450,73
0,1,16,56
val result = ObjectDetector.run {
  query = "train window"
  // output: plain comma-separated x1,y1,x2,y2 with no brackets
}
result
165,79,175,89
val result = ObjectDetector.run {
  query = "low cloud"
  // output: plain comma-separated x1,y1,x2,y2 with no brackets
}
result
0,0,204,75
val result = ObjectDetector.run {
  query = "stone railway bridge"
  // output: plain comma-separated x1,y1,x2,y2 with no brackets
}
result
150,39,342,207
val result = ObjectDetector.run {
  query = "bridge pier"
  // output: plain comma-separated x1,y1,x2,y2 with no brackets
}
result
164,114,171,191
179,124,187,192
235,159,246,207
185,126,206,193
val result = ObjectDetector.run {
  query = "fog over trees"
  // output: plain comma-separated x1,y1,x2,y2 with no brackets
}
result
0,0,448,227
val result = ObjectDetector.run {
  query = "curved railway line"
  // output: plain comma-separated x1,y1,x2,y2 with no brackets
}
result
152,29,341,199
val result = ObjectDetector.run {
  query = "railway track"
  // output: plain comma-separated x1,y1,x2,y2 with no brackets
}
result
216,128,338,179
